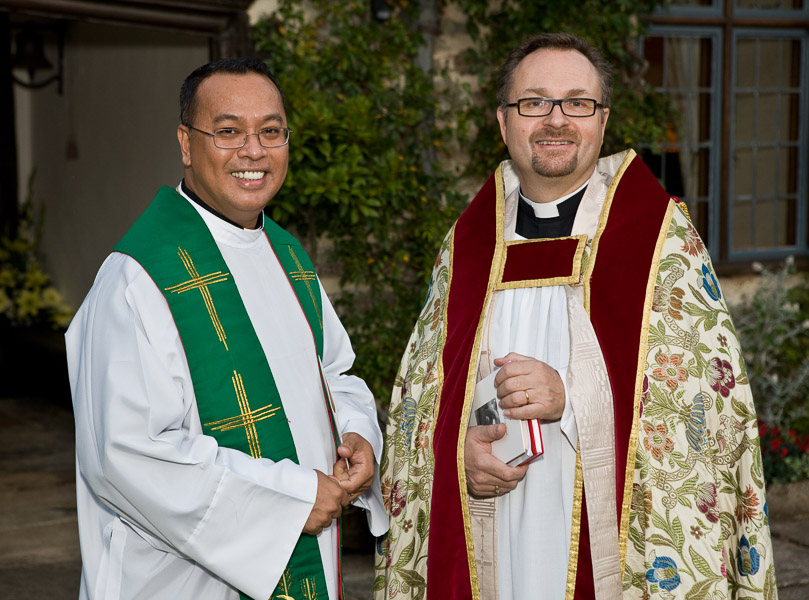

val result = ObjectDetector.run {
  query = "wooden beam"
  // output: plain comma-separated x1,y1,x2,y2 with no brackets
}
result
0,13,19,235
0,0,250,35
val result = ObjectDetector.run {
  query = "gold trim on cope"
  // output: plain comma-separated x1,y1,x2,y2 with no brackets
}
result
431,224,456,447
458,164,507,600
565,451,585,600
496,234,588,290
582,150,635,312
617,200,675,572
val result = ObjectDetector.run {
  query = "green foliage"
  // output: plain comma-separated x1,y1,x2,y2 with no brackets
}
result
0,172,72,331
251,1,676,411
253,1,466,406
452,0,674,178
731,259,809,482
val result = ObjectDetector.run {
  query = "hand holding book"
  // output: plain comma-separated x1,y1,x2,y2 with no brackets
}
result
464,424,529,498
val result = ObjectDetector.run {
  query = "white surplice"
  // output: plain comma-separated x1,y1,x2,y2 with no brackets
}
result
67,189,387,600
474,161,613,600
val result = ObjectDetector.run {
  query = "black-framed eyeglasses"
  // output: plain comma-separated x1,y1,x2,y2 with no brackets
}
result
505,97,604,118
189,125,293,149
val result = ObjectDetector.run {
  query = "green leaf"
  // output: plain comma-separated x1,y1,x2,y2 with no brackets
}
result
396,568,427,588
393,538,415,569
685,577,716,600
672,516,685,551
416,508,428,541
647,533,676,549
689,545,721,580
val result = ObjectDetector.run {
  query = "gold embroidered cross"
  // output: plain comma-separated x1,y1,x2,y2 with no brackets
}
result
164,247,230,350
287,247,321,329
301,577,318,600
203,371,280,459
275,568,297,600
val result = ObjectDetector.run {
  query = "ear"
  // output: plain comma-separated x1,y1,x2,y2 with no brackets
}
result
600,107,610,140
496,106,508,146
178,125,192,168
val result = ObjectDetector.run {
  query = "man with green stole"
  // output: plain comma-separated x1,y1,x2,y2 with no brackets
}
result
67,58,386,600
376,34,776,600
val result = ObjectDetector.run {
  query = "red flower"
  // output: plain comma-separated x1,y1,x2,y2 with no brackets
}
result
643,423,675,461
388,480,407,517
681,222,705,257
734,485,759,524
652,352,688,390
706,357,736,397
696,482,720,523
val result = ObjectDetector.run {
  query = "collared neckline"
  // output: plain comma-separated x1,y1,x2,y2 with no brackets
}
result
180,179,264,230
519,181,588,218
177,181,266,248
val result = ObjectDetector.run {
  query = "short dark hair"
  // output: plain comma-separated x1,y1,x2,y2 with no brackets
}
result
496,33,613,109
179,57,285,126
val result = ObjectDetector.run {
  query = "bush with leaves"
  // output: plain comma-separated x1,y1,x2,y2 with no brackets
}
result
253,1,466,409
0,174,72,331
731,259,809,483
251,1,677,412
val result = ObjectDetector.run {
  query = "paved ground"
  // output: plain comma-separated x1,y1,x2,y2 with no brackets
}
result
1,393,806,599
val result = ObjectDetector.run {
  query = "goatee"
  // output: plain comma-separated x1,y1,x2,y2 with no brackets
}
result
529,128,580,178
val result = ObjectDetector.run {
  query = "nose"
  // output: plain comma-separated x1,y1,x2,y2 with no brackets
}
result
544,103,570,127
237,132,267,158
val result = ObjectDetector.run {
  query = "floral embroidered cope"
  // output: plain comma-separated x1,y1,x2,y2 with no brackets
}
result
375,157,776,600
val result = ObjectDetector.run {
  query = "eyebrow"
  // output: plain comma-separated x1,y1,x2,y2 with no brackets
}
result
212,113,285,124
521,88,593,99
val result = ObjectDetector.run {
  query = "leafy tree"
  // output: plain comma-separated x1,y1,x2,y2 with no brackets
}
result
253,1,466,409
252,0,673,411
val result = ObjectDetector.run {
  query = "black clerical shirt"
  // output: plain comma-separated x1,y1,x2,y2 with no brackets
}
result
515,186,586,240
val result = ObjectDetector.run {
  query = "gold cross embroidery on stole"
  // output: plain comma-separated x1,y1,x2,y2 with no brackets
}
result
203,371,280,459
164,247,231,350
286,247,322,330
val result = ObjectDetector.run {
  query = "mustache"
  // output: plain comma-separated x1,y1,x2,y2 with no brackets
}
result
529,128,580,144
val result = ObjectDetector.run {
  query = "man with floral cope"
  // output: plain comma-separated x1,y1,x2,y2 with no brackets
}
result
67,58,386,600
376,33,775,600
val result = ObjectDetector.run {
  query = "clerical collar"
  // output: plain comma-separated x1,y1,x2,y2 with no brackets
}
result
519,181,588,218
180,179,263,230
515,184,587,240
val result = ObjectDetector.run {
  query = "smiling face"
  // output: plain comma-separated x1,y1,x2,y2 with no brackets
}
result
497,48,609,202
177,72,288,228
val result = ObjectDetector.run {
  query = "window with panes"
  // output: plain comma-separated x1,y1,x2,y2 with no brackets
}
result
642,1,808,267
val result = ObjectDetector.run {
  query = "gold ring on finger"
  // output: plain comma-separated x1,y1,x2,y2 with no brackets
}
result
524,389,530,404
494,485,500,495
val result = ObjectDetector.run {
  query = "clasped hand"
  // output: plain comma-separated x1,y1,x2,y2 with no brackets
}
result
304,432,375,534
465,353,565,498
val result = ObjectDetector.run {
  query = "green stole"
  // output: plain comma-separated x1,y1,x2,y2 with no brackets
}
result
115,186,340,600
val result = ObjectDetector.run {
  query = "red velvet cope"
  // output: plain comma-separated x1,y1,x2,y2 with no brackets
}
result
502,237,582,283
428,173,497,600
427,157,672,598
587,158,671,524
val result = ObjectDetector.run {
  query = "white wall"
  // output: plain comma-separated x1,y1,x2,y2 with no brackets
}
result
248,0,279,23
14,21,208,307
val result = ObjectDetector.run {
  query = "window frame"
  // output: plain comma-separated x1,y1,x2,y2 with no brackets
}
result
643,5,809,269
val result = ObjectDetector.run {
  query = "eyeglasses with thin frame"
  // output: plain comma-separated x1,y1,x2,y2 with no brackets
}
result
188,125,293,149
505,97,604,118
